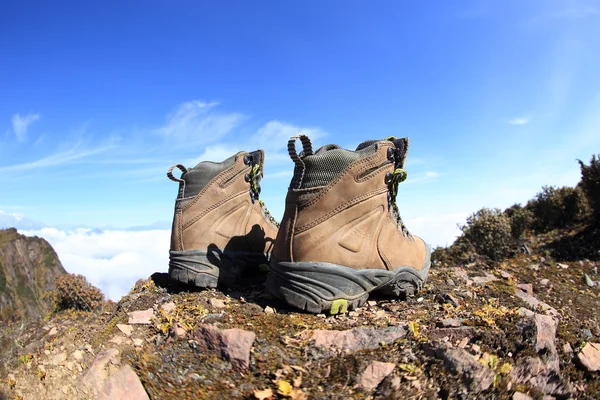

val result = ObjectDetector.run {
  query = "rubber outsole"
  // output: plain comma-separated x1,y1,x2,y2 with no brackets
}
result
266,250,431,314
169,249,269,288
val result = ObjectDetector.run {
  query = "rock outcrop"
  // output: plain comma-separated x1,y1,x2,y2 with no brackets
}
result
0,228,65,321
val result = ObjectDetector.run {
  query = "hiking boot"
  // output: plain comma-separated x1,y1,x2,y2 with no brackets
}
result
267,135,430,314
167,150,278,288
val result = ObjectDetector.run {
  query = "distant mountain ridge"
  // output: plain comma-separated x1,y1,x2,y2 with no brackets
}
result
0,212,46,230
0,228,66,321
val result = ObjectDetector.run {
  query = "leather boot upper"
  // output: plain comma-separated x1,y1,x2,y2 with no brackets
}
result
273,136,428,272
168,150,278,255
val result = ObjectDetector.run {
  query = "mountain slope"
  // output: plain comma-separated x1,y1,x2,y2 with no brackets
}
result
0,228,66,321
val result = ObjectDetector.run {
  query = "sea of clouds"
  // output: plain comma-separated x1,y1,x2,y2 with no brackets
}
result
20,228,170,301
15,213,461,302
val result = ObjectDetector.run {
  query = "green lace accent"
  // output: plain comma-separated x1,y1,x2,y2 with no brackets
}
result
386,144,411,236
246,158,279,228
248,163,261,200
389,167,407,198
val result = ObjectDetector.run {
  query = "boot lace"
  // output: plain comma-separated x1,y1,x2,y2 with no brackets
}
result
244,155,280,228
385,141,411,237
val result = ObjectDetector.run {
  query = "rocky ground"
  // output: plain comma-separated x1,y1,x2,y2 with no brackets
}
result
1,227,600,399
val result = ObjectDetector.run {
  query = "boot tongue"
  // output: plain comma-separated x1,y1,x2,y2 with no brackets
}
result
355,137,410,167
390,137,410,168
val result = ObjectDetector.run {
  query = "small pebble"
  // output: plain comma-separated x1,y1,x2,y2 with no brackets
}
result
209,298,226,308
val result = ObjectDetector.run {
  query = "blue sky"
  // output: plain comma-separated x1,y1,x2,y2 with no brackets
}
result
2,1,600,286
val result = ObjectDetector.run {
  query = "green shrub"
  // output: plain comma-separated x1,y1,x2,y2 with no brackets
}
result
461,208,513,261
504,204,532,239
578,154,600,223
51,273,104,312
526,186,588,232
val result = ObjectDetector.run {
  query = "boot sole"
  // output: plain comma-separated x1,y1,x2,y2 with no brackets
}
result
169,250,270,288
266,251,430,314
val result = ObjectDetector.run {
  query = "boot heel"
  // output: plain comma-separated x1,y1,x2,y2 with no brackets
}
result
169,249,270,288
169,250,219,288
267,260,394,314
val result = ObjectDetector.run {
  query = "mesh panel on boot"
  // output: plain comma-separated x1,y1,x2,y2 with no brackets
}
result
182,153,237,198
298,144,378,189
390,138,409,168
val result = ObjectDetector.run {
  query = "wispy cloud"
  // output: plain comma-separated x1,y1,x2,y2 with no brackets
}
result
249,120,326,153
178,119,328,168
157,100,245,147
11,112,40,142
0,142,114,172
508,116,530,125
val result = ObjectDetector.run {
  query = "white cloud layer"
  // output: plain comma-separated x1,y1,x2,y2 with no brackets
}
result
11,112,40,142
20,228,170,301
406,212,468,248
16,210,466,304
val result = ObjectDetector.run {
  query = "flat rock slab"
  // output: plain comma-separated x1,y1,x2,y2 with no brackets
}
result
300,326,407,352
437,318,462,328
432,346,494,393
511,356,569,396
194,325,256,371
171,323,187,339
160,302,176,313
513,392,533,400
82,348,121,394
51,352,67,365
109,335,128,345
517,283,534,296
359,361,396,390
209,298,226,308
429,327,476,342
72,350,84,361
98,364,149,400
117,324,134,337
521,313,559,373
577,342,600,371
471,273,498,286
128,309,154,324
515,291,558,317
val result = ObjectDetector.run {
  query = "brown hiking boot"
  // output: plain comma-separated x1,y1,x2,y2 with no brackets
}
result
167,150,278,288
266,135,430,314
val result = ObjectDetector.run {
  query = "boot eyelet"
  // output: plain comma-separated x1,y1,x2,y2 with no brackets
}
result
244,155,253,165
387,147,395,161
244,174,251,182
384,172,393,184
